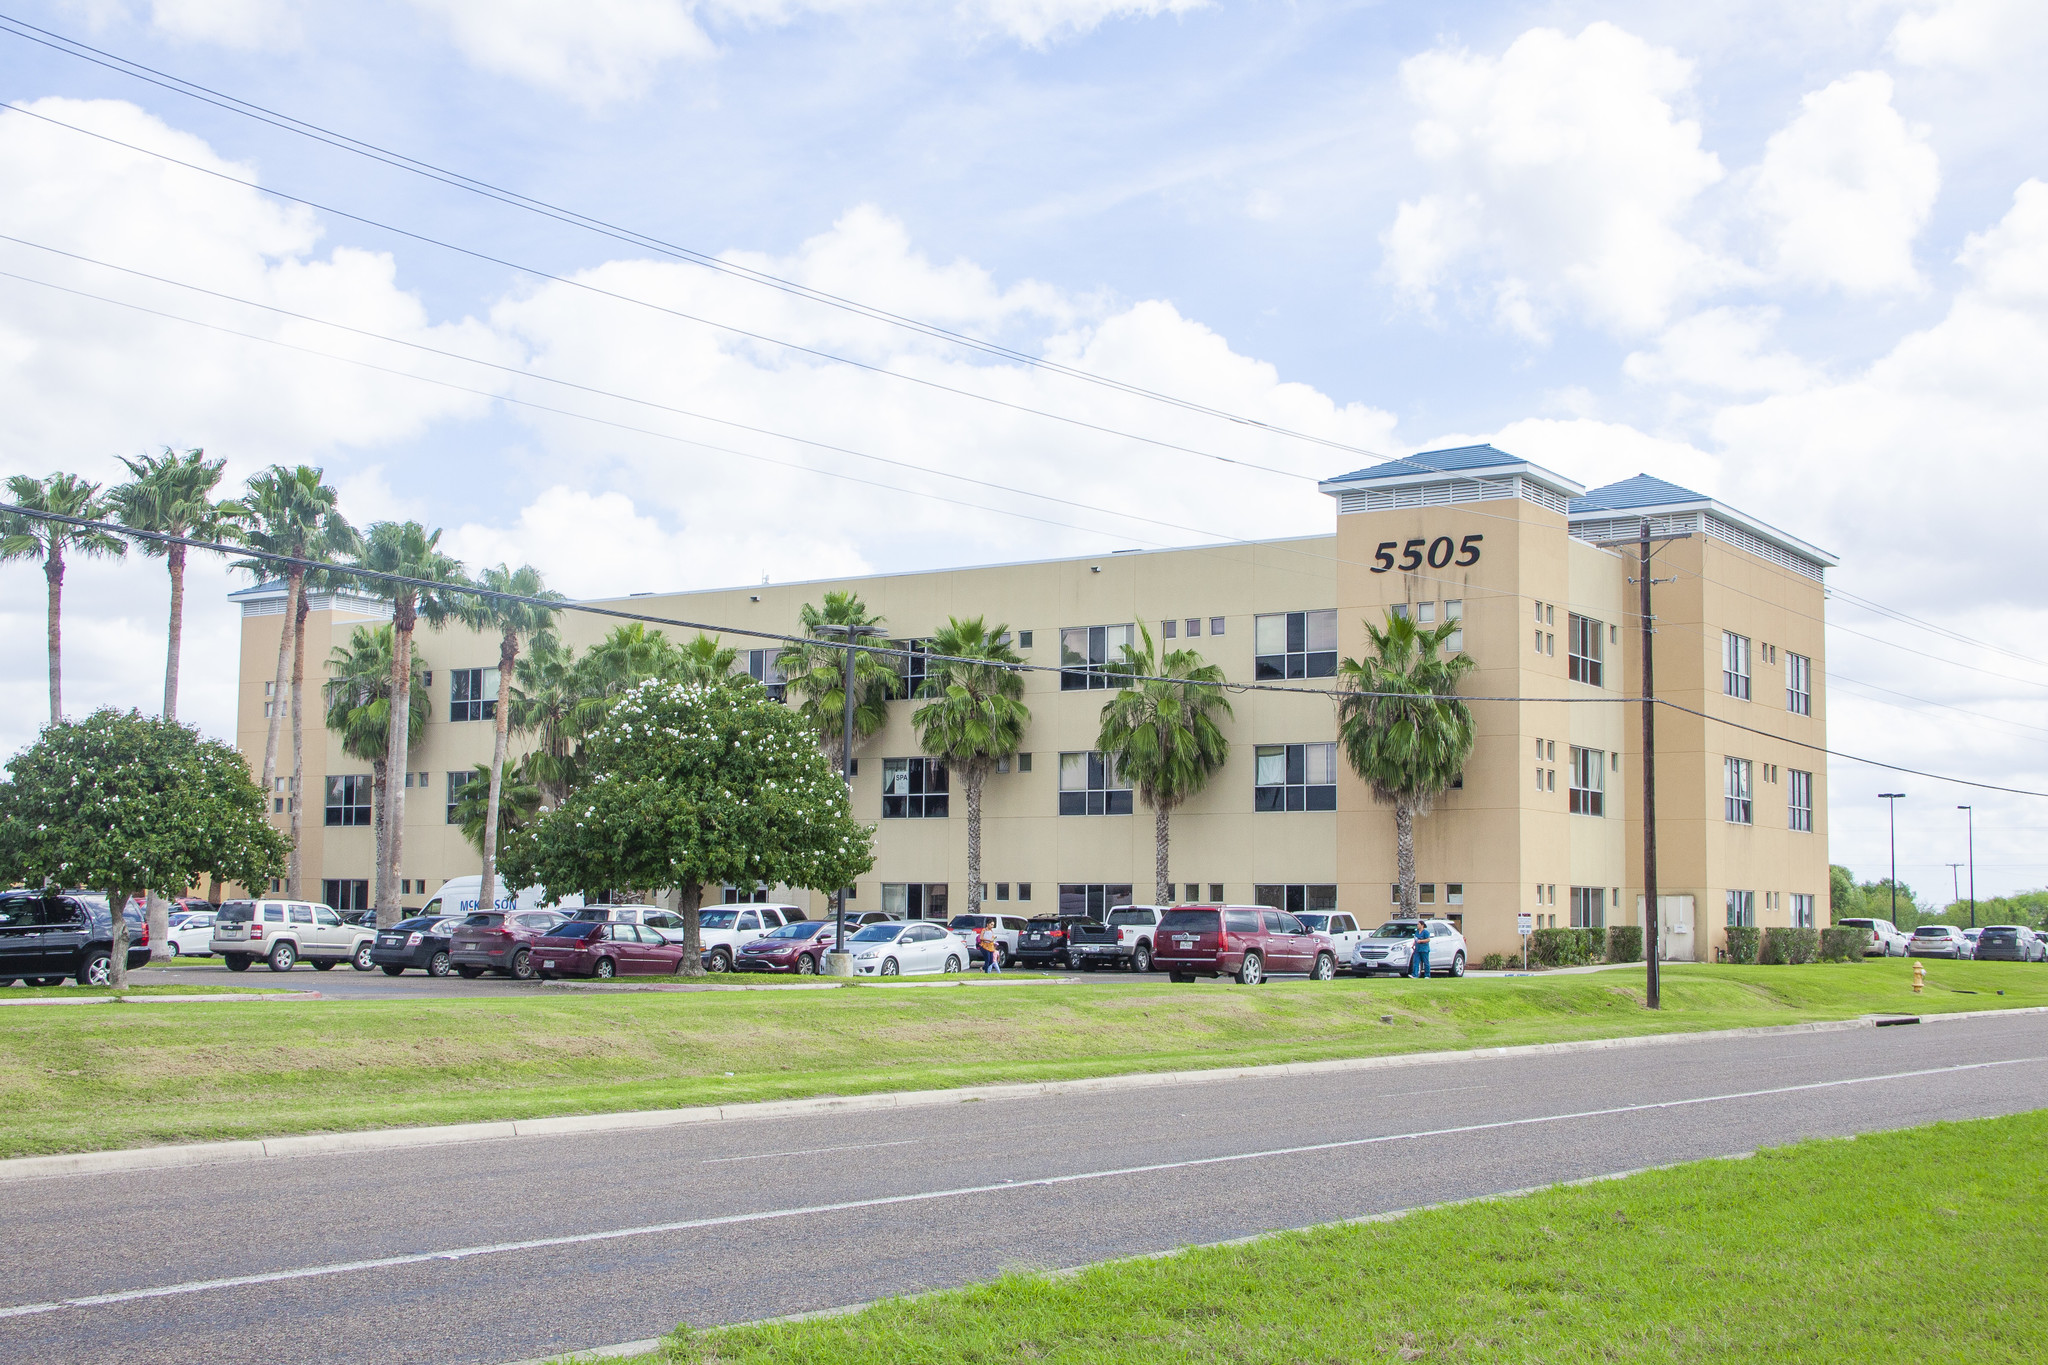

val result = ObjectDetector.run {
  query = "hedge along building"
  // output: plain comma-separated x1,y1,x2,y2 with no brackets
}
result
229,444,1833,963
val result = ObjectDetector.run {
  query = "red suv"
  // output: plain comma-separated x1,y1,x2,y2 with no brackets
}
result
1152,905,1337,985
448,910,570,980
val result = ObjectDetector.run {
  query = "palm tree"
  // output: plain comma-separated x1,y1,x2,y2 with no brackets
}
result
675,632,739,684
235,466,354,831
456,564,563,916
323,624,427,910
578,622,681,700
1096,625,1233,905
107,448,248,721
1336,612,1476,920
1,472,126,722
911,617,1029,917
510,631,584,809
778,592,898,769
354,522,466,927
449,758,542,857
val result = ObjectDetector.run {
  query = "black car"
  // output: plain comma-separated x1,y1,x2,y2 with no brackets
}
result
1973,926,2036,962
0,890,151,986
1016,915,1104,968
368,916,464,976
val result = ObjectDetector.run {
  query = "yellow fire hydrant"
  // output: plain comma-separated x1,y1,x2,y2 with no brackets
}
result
1912,960,1925,995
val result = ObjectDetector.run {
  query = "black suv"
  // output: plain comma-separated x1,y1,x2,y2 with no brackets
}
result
0,890,151,986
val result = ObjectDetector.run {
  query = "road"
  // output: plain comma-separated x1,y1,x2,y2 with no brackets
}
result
3,1012,2043,1364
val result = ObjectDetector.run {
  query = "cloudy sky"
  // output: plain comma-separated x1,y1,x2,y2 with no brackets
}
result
3,0,2045,899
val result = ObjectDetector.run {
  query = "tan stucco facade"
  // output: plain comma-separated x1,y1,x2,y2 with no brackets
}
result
232,447,1832,962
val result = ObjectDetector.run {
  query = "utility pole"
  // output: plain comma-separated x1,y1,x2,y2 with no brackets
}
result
1880,792,1906,925
1958,805,1975,927
1948,863,1964,917
815,622,881,976
1638,520,1661,1011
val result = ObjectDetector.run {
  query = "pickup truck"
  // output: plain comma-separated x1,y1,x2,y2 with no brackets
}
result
1066,905,1173,972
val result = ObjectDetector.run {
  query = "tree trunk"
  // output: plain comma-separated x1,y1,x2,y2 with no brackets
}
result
163,541,186,720
206,873,223,905
43,545,64,722
371,757,389,910
480,630,516,913
380,595,416,929
1154,801,1172,904
105,888,131,988
964,765,985,915
1395,798,1419,919
287,586,309,898
677,880,705,978
147,891,171,963
260,568,302,803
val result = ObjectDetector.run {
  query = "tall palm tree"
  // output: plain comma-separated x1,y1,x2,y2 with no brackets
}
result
510,631,584,808
456,564,563,915
911,617,1029,917
1337,612,1476,920
354,521,465,927
323,624,427,911
675,632,739,684
235,466,354,827
778,592,898,770
107,447,248,721
1,472,126,722
449,757,542,858
1096,625,1233,905
578,622,681,700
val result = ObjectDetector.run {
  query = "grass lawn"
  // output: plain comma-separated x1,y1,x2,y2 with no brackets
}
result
0,960,2040,1158
642,1109,2048,1364
0,983,294,999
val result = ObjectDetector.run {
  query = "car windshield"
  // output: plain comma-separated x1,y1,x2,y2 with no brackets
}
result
216,902,255,924
1157,909,1219,932
949,916,993,930
463,913,504,927
851,924,905,943
1107,909,1154,927
1912,927,1948,936
1295,914,1331,932
1370,922,1424,939
764,922,824,939
697,910,740,929
539,922,602,940
1983,928,2018,938
1838,919,1876,929
393,917,444,932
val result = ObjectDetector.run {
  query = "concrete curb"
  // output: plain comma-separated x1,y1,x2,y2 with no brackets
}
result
6,1004,2042,1184
0,991,320,1007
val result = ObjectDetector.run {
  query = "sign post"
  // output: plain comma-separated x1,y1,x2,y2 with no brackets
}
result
1517,911,1532,971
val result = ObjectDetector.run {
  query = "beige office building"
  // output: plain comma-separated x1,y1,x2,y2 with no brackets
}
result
232,445,1834,962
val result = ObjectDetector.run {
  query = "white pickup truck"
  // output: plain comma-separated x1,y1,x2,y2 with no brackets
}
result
691,904,807,972
1067,905,1175,973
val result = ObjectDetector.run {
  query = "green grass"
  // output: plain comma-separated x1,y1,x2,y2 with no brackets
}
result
0,961,2039,1158
634,1110,2048,1364
0,983,293,999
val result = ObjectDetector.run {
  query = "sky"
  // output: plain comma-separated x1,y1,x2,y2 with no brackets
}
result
2,0,2046,901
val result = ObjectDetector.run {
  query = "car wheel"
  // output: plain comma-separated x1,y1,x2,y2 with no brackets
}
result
1131,943,1153,973
1450,951,1466,978
510,948,534,981
457,965,484,979
594,957,616,980
311,959,336,971
1236,952,1263,986
267,941,297,972
944,954,962,973
427,951,452,978
78,951,113,987
1311,952,1336,981
380,964,405,976
706,948,732,974
352,942,375,972
1169,971,1195,983
881,957,900,976
225,954,250,972
796,953,818,975
167,941,181,958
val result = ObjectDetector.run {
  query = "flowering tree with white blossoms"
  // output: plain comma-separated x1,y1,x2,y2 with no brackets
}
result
0,709,289,986
502,677,874,976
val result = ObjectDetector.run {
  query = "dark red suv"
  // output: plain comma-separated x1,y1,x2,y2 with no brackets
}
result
448,910,569,980
1151,905,1336,985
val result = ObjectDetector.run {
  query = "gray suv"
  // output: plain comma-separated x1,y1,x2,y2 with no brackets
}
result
211,899,375,972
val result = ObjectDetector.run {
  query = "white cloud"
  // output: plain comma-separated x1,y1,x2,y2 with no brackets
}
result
1745,71,1939,296
1622,307,1820,395
1382,22,1731,339
961,0,1209,48
410,0,716,105
1424,417,1722,499
1889,0,2048,69
145,0,310,48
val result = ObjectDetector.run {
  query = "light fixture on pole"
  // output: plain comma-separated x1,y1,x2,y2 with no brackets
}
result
1879,793,1906,926
1958,805,1975,928
815,622,883,977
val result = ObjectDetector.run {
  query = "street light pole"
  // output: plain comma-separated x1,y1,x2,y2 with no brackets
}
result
1879,793,1905,925
1958,805,1975,928
815,622,881,976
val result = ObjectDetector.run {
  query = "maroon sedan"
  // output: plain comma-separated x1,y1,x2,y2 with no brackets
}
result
734,920,848,974
531,922,685,979
1151,905,1337,985
449,909,569,980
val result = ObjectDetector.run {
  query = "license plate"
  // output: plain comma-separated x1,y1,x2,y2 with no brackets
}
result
1175,936,1196,948
542,960,555,968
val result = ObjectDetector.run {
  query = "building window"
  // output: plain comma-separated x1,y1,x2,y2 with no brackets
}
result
1726,889,1755,927
1018,883,1032,902
1443,600,1463,652
881,883,950,919
321,879,369,911
745,649,787,701
1060,623,1135,690
994,883,1010,902
1724,757,1753,824
882,757,949,818
1059,884,1134,917
1446,883,1464,905
1391,883,1439,905
1017,752,1033,773
1787,652,1812,715
721,883,770,904
1254,742,1338,811
1723,632,1752,700
1569,747,1605,816
1254,610,1338,680
1567,614,1604,686
1790,892,1815,928
447,772,471,824
1017,630,1032,649
323,775,372,827
889,639,939,698
1570,886,1606,930
1059,751,1133,815
1186,617,1201,637
1209,617,1226,636
1258,884,1337,916
1789,769,1814,832
449,666,498,722
1161,618,1177,639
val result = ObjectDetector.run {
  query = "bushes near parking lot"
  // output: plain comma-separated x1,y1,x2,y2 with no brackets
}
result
1819,927,1866,963
1606,925,1643,963
1528,926,1597,967
1479,953,1508,971
1724,925,1762,964
1760,927,1820,965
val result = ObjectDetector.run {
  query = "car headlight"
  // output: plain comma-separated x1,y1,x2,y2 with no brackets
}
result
856,949,880,959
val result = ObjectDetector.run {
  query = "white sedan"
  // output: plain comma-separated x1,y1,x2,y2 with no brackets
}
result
167,912,216,958
847,921,971,977
1350,918,1470,977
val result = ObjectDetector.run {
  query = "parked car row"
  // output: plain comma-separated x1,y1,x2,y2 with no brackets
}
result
1898,922,2046,962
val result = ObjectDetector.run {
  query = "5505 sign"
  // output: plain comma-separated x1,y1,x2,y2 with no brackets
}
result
1371,534,1482,573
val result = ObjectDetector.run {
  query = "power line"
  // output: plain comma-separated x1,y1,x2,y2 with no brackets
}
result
1830,672,2048,741
1830,587,2048,672
0,9,1401,466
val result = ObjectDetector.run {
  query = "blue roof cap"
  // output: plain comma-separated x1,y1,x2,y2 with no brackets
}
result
1569,474,1708,514
1324,444,1526,484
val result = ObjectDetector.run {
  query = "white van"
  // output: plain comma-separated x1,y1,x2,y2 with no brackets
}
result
421,876,585,918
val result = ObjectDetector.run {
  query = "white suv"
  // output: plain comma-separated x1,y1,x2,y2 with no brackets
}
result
211,899,376,972
1837,917,1911,957
1351,918,1469,977
1296,911,1368,965
692,904,806,972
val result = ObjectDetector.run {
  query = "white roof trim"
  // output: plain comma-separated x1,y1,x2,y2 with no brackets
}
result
1568,498,1837,568
1318,457,1586,501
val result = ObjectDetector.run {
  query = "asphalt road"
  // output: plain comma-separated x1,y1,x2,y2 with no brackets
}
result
4,1013,2044,1364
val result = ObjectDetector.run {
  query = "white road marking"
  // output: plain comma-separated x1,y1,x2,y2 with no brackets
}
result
701,1139,920,1163
2,1055,2036,1322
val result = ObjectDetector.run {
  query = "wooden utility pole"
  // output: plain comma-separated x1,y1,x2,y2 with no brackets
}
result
1639,520,1661,1011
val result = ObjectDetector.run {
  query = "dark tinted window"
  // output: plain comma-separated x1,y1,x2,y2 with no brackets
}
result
540,922,602,940
949,916,995,930
394,917,444,932
1224,910,1260,933
0,896,46,927
217,901,255,924
463,913,505,927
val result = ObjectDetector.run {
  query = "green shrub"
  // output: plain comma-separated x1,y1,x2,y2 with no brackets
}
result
1759,926,1820,965
1606,926,1644,963
1529,927,1597,968
1819,927,1866,963
1724,925,1762,964
1479,953,1507,971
